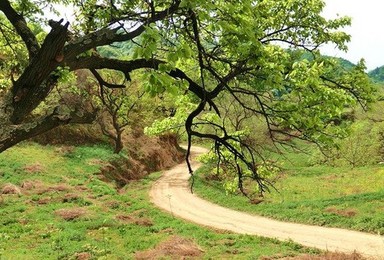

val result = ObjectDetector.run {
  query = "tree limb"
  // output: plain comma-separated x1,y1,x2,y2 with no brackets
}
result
91,69,125,89
67,56,211,104
64,0,182,60
11,19,69,123
0,107,96,153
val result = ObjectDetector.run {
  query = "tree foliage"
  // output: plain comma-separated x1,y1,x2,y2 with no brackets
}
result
0,0,375,194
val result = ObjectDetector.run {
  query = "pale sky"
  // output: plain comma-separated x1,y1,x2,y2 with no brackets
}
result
321,0,384,71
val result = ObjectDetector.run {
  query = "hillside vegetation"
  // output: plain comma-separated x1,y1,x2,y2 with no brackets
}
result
0,142,325,259
0,1,382,258
369,66,384,83
193,97,384,235
194,145,384,234
1,60,380,259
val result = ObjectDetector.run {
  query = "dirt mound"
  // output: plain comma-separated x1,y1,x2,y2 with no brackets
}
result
135,235,203,259
115,214,153,227
324,207,358,218
74,252,91,260
277,251,365,260
23,162,45,174
1,183,22,195
55,207,87,221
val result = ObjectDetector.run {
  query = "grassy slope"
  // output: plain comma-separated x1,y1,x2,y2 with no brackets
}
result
193,145,384,234
0,143,317,259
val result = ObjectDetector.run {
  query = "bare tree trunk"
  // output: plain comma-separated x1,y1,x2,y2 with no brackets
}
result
114,131,124,154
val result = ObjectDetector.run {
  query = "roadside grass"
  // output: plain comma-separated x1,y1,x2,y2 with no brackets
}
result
0,142,320,259
193,144,384,234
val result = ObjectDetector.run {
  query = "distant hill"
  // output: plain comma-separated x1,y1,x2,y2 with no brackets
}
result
334,57,356,71
297,50,356,71
368,66,384,83
301,51,383,84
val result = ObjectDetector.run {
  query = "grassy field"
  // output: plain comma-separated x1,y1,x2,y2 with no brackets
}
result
193,144,384,235
0,142,324,259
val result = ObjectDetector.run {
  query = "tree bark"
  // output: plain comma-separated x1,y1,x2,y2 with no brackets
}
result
114,131,124,154
11,20,69,123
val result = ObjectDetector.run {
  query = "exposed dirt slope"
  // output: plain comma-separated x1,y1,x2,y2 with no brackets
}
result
32,125,184,184
100,133,184,186
150,146,384,259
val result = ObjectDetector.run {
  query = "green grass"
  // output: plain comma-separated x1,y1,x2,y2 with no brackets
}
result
193,145,384,234
0,142,319,259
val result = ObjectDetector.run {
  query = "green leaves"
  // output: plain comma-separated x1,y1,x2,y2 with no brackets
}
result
132,26,161,60
197,143,280,195
143,71,180,97
144,95,196,136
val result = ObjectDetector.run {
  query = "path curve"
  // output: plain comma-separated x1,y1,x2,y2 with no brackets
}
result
150,146,384,259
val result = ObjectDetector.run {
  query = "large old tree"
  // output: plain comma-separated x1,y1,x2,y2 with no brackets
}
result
0,0,373,193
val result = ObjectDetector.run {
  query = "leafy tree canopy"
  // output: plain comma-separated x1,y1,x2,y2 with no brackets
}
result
0,0,375,194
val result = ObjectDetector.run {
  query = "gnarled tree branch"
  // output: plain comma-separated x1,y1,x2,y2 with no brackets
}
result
0,107,96,153
64,0,182,60
11,20,69,123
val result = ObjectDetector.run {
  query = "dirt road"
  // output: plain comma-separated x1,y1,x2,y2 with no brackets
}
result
149,146,384,259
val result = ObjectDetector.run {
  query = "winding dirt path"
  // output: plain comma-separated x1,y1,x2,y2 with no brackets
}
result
149,146,384,259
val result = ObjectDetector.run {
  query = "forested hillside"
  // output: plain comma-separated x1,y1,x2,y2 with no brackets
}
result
324,57,384,83
368,65,384,83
